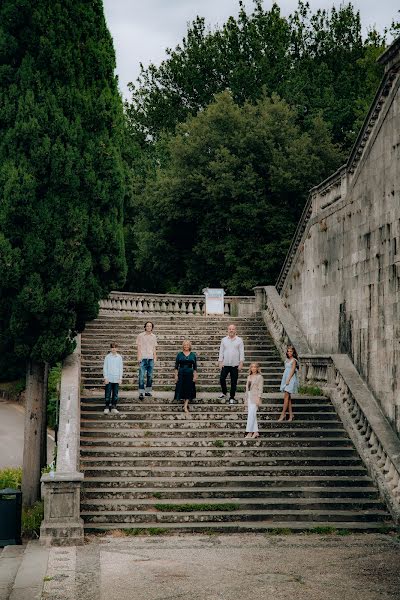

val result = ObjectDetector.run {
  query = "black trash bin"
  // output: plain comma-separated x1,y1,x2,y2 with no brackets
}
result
0,488,22,546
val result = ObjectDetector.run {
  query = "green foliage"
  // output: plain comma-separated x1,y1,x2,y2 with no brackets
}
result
298,385,323,396
22,501,44,538
0,0,127,368
124,527,169,536
127,1,394,150
212,440,225,448
0,466,22,490
127,92,342,294
0,379,25,400
154,503,240,512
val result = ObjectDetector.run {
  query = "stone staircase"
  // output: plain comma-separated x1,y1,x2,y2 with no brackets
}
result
79,313,392,532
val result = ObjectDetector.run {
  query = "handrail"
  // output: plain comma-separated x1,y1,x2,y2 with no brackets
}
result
99,291,256,317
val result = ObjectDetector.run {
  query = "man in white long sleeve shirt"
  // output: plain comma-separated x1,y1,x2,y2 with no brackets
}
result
218,324,245,404
103,343,123,414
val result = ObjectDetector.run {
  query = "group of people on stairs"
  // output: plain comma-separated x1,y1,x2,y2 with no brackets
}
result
102,320,299,436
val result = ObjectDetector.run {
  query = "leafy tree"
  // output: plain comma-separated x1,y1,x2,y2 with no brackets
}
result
128,92,343,294
0,0,127,504
127,1,393,150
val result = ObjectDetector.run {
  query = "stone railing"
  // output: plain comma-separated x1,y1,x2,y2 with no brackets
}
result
301,354,400,523
100,291,256,317
40,337,84,546
260,286,400,523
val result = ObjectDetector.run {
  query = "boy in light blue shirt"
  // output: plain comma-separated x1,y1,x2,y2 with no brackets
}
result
103,343,123,414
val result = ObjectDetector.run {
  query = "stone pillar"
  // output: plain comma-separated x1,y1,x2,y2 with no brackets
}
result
40,473,84,546
252,287,265,312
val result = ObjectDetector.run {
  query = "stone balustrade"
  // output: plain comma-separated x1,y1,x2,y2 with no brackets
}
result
40,337,84,546
261,285,400,523
100,291,256,317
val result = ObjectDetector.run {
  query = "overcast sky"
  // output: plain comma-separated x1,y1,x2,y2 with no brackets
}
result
102,0,400,99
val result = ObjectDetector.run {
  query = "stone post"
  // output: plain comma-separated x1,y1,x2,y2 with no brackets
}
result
252,287,265,312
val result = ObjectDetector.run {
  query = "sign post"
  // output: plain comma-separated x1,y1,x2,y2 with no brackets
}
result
203,288,225,315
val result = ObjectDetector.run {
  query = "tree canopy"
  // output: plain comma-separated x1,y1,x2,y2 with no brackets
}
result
0,0,127,372
126,92,343,294
127,1,393,151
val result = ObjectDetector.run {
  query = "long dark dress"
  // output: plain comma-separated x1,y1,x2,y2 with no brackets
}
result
174,351,197,401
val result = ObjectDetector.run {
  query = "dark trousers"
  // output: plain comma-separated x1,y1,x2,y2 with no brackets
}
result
220,366,239,399
105,382,119,407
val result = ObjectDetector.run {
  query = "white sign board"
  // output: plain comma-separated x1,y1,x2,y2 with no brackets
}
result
203,288,225,315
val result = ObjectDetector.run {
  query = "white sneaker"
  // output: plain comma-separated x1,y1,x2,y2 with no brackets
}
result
218,393,226,400
111,408,119,414
103,408,110,414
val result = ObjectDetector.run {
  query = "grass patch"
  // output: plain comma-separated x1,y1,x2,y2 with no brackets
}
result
152,492,162,499
154,503,240,512
308,526,337,534
267,528,293,535
0,466,22,490
298,385,323,396
143,430,152,437
337,529,351,536
212,439,225,448
124,527,169,536
43,576,53,582
22,501,44,538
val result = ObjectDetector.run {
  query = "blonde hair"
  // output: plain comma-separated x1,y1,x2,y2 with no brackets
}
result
248,362,261,375
182,339,192,350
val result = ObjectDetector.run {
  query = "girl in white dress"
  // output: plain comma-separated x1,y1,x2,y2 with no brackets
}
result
245,363,263,439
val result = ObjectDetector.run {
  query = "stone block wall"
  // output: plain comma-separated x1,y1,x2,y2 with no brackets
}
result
279,40,400,433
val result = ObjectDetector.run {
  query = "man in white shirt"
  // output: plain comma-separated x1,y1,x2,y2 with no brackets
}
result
218,324,245,404
136,321,157,400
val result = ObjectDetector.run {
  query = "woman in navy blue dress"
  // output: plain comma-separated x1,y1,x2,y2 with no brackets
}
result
174,340,197,416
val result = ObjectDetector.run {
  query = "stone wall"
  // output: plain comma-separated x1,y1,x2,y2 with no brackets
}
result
278,38,400,433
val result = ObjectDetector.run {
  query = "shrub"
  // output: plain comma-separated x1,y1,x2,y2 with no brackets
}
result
0,467,22,490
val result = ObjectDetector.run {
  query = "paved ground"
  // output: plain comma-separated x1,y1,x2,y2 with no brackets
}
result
0,400,55,469
40,533,400,600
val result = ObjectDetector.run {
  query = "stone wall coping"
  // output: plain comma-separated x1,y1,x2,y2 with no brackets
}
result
262,286,311,355
41,472,84,483
55,337,81,474
108,291,255,300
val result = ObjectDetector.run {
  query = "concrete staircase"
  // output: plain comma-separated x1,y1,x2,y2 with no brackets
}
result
80,314,392,532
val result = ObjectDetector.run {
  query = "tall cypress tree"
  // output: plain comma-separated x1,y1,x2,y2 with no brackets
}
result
0,0,127,505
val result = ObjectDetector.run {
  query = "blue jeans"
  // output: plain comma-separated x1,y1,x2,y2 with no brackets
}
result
139,359,154,392
105,382,119,407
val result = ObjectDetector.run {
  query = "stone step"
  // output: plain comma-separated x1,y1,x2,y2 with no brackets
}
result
80,436,352,448
83,519,392,533
81,485,380,500
81,410,339,421
81,384,282,392
82,465,370,478
80,446,357,458
81,508,389,524
80,497,385,512
80,456,363,468
80,418,343,430
85,520,392,534
80,427,348,438
81,394,328,404
4,541,49,600
81,397,335,410
81,474,375,489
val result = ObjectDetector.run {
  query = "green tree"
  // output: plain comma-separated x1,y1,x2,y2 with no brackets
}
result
0,0,127,504
128,92,342,294
127,1,393,149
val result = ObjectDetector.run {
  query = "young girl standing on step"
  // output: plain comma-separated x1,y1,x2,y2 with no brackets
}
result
278,345,299,421
245,363,263,438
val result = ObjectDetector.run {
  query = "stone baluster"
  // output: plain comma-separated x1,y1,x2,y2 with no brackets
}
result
154,299,161,312
224,303,229,315
148,299,154,312
173,300,180,313
195,301,201,314
161,300,167,312
187,301,194,314
137,299,143,312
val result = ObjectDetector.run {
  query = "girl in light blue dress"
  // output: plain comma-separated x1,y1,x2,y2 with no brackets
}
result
278,346,299,421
